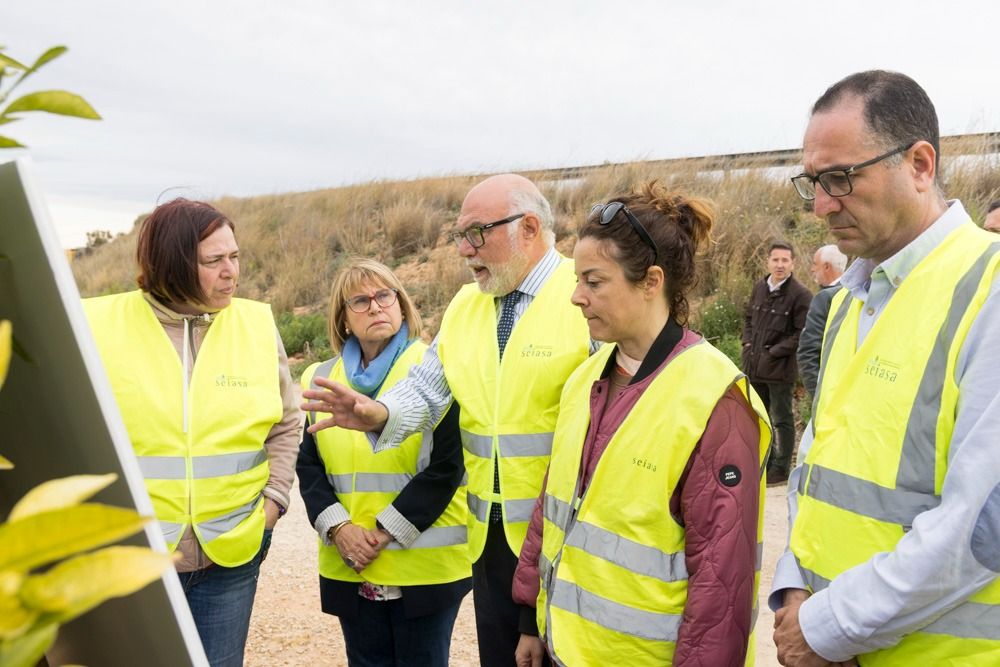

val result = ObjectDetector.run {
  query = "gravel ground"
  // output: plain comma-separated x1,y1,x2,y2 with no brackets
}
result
245,482,787,666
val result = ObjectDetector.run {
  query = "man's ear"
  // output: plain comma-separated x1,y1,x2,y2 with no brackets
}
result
520,213,540,240
909,140,937,193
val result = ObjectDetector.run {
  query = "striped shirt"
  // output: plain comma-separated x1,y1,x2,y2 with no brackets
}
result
375,247,595,452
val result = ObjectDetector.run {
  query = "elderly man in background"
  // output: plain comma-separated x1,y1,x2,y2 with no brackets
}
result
796,244,848,398
984,199,1000,232
742,241,811,487
772,69,1000,667
302,173,592,667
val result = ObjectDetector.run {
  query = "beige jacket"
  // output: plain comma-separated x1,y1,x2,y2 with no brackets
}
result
144,294,301,571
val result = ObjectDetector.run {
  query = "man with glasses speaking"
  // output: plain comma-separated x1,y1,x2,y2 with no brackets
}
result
771,70,1000,666
303,174,591,666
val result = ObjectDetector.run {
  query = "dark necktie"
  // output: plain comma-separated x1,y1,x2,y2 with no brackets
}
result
492,289,523,522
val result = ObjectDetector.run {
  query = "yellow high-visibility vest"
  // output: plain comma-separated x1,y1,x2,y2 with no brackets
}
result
301,341,471,585
84,291,280,567
436,259,591,558
538,340,770,666
791,223,1000,665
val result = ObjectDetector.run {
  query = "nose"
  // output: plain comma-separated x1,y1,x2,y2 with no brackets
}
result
220,257,237,277
456,235,477,258
571,282,587,308
367,297,383,314
812,187,842,219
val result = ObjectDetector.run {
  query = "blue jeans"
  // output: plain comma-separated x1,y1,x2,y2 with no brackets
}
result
178,529,272,667
339,596,461,667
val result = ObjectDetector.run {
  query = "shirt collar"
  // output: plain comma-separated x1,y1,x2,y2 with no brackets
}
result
767,274,790,291
841,200,970,296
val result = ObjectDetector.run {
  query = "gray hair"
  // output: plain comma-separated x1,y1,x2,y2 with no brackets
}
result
509,188,555,247
817,244,848,272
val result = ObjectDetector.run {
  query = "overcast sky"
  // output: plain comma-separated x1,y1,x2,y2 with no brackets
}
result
4,1,1000,247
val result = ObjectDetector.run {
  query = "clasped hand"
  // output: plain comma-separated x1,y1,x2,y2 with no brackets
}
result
301,376,389,434
333,522,392,573
773,589,857,667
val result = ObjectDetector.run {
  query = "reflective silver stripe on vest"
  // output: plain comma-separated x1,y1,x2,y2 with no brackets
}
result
352,472,412,493
137,449,266,480
461,431,553,459
307,357,339,426
158,520,184,544
384,525,467,550
505,498,536,523
795,557,831,593
550,580,682,643
498,433,553,458
137,456,187,479
193,450,267,478
543,494,573,530
922,601,1000,641
565,520,687,583
805,464,939,527
897,242,1000,494
462,431,493,459
797,463,811,496
539,552,553,586
326,473,353,494
756,541,764,571
468,492,490,523
811,291,852,432
198,497,261,542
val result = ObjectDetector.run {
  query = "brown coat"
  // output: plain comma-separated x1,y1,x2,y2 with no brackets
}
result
741,274,812,384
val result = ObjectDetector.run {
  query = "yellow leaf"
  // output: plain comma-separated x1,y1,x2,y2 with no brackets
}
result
0,571,38,640
0,622,58,667
0,454,12,470
0,504,150,572
19,546,172,620
8,473,118,522
0,319,10,391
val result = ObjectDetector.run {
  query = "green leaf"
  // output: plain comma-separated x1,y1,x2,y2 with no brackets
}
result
8,474,118,522
0,53,27,70
0,571,38,640
19,546,172,620
4,91,101,120
0,135,25,148
29,46,67,72
0,622,58,667
0,504,150,572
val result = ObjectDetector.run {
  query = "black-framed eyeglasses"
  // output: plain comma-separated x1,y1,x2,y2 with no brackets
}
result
346,288,398,313
449,213,525,249
791,142,915,201
590,202,659,265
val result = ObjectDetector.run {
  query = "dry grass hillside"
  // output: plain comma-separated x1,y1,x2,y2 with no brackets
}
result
71,144,1000,356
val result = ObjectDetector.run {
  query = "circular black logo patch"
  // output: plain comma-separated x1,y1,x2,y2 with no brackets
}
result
719,465,741,487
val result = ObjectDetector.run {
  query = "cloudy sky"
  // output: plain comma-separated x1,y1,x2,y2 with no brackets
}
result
4,1,999,247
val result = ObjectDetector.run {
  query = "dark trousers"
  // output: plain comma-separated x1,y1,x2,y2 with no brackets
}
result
472,520,521,667
752,381,795,474
339,596,462,667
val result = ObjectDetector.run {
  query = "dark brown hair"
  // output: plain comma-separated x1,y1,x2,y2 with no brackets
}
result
769,241,794,258
136,198,234,305
812,70,940,178
580,180,713,325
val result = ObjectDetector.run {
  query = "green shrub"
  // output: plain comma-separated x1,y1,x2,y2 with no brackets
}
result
695,292,743,342
276,312,329,357
711,333,743,367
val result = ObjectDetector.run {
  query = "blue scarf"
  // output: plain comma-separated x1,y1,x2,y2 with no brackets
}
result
341,321,412,398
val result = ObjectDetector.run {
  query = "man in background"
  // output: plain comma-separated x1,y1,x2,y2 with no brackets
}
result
796,244,848,398
741,241,811,486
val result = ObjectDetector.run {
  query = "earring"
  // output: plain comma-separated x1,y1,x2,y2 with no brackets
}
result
345,326,351,334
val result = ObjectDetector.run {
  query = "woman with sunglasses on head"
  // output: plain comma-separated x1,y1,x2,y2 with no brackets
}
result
512,182,771,667
296,258,470,667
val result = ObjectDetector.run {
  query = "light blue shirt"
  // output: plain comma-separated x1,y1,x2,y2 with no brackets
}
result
769,200,1000,661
